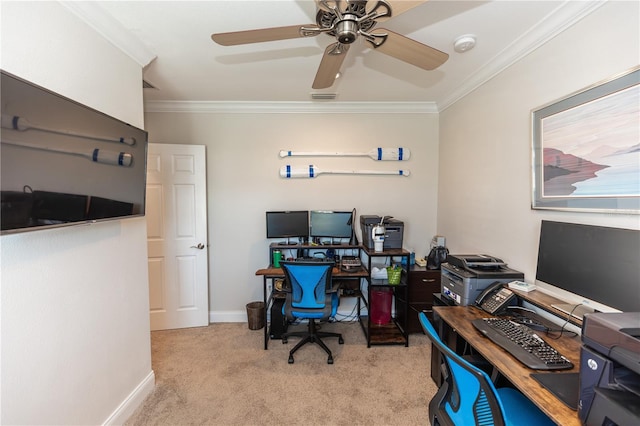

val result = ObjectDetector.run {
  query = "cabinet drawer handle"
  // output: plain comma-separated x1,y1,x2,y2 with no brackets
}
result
422,278,436,283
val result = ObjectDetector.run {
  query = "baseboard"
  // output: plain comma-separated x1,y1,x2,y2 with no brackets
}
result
210,310,246,323
103,370,155,425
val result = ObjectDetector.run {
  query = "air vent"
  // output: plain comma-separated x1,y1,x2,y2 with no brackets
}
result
142,79,157,89
311,93,337,100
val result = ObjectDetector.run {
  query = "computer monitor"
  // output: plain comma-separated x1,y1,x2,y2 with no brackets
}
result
265,211,309,241
535,220,640,316
309,210,353,240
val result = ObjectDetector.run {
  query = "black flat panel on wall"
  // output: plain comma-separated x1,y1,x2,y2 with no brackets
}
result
0,70,148,234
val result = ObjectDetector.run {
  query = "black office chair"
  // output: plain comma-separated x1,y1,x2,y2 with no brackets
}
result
280,261,344,364
418,312,554,426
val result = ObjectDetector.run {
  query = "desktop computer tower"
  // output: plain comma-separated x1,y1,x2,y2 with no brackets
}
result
269,297,288,339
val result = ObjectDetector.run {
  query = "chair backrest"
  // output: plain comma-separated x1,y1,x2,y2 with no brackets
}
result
281,261,335,319
419,312,508,426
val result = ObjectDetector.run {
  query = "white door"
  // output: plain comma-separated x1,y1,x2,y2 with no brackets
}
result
146,143,209,330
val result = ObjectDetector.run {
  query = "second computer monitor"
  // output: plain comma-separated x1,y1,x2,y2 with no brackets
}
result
309,210,353,242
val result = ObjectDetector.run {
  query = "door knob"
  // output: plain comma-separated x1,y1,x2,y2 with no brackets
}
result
191,243,205,250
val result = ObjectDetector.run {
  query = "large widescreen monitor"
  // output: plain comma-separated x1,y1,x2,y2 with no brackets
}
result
535,220,640,315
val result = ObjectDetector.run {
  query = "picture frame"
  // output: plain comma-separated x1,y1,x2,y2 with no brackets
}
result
531,67,639,214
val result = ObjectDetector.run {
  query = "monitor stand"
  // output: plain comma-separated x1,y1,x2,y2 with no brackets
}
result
551,303,595,320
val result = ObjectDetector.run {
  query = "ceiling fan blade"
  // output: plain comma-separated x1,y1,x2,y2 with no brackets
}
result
368,29,448,70
312,43,350,89
211,24,318,46
374,0,428,22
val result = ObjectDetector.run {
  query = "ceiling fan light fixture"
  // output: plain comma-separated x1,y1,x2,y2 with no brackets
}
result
453,34,476,53
335,14,360,44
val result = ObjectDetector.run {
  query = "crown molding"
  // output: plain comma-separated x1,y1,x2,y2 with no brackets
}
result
438,0,607,111
59,1,156,68
143,100,440,114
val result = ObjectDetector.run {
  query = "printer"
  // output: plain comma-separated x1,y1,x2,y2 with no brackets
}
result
440,254,523,306
359,215,404,250
579,312,640,425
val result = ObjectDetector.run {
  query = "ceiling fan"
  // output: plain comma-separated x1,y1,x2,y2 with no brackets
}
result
211,0,448,89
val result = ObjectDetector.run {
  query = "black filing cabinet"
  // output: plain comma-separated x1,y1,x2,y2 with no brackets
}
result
406,265,441,333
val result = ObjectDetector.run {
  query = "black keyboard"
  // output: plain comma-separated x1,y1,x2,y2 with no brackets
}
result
472,318,574,371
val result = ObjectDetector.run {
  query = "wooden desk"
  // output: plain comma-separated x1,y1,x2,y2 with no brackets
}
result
255,265,368,279
433,306,581,426
255,265,368,349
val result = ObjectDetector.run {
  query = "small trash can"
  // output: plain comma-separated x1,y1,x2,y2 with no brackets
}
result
370,288,392,325
246,301,265,330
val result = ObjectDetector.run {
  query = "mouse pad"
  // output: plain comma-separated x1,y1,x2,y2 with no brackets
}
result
530,372,579,410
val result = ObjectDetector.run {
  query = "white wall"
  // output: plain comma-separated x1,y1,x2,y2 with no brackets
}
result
438,1,639,286
1,2,153,424
143,111,440,318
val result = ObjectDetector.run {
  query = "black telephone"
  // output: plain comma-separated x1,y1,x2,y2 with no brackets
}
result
475,281,516,315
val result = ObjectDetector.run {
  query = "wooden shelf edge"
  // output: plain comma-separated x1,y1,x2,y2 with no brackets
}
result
511,288,583,327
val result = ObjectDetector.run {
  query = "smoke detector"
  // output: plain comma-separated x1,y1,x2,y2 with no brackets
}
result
453,35,476,53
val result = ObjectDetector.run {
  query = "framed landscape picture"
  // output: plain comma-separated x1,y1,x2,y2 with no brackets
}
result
531,67,639,213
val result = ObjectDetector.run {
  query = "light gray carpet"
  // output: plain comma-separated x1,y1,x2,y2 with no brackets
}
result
125,321,437,425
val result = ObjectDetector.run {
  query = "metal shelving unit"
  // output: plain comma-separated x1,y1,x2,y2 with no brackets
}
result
358,247,410,347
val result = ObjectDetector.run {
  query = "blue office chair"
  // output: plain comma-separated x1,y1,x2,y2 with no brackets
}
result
280,261,344,364
418,312,554,426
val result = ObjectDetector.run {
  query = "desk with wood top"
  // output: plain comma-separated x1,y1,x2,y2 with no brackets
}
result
255,265,368,350
433,305,582,426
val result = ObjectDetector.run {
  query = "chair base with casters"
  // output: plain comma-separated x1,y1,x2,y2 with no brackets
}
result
419,312,554,426
282,319,344,364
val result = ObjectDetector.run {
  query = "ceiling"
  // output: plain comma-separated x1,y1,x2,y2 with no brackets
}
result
66,1,604,110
